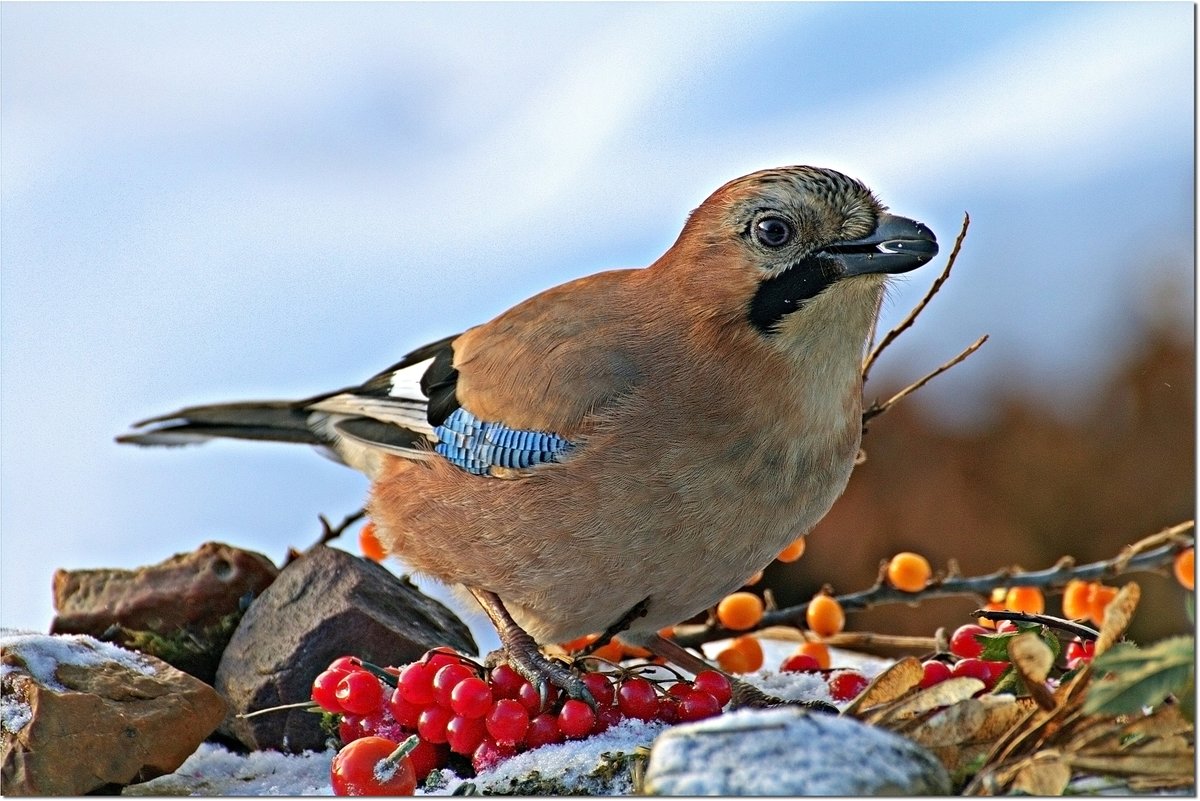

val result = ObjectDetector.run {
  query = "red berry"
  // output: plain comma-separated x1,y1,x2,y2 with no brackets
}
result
951,658,1007,690
581,672,615,707
1065,638,1096,664
657,697,680,724
666,682,694,700
328,656,362,674
779,653,821,673
616,677,658,720
432,663,476,709
691,671,732,707
425,647,466,671
484,699,530,746
558,699,597,739
489,664,525,699
336,671,386,716
995,620,1019,634
408,738,449,783
398,661,438,706
339,714,367,744
472,738,517,773
983,660,1009,686
827,670,870,702
594,703,622,733
525,713,563,748
450,677,493,719
919,660,953,689
677,689,722,721
446,714,487,755
515,679,558,713
387,688,423,729
313,668,350,712
949,624,990,659
360,709,407,743
416,705,453,744
330,736,417,796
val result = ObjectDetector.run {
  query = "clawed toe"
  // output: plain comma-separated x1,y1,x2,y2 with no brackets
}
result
730,679,836,714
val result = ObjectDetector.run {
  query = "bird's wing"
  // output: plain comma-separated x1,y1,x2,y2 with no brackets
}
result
312,270,648,475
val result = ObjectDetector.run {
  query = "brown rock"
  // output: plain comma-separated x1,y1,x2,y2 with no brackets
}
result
1,632,227,795
51,542,279,682
215,544,476,752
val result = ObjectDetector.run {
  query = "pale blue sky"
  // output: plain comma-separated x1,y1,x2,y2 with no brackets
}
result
1,2,1193,647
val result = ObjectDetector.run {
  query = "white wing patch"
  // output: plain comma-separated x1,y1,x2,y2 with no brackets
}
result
307,393,435,438
388,357,435,401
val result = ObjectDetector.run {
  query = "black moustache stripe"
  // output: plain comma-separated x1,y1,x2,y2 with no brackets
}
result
747,256,840,336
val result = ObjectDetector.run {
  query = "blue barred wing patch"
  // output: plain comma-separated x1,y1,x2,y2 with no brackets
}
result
433,407,574,476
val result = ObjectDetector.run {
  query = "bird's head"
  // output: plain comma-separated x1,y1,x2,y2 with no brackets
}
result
666,166,938,340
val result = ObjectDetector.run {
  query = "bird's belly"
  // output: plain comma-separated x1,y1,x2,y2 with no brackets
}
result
370,415,861,645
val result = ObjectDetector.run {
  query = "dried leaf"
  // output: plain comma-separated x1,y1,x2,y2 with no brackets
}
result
1094,582,1140,656
1084,636,1194,716
1068,751,1194,777
1006,631,1057,709
1008,631,1054,683
1010,751,1071,795
905,698,987,747
866,677,984,726
843,656,922,717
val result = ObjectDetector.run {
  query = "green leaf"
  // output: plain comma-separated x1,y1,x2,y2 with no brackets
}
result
1084,636,1195,716
977,624,1060,662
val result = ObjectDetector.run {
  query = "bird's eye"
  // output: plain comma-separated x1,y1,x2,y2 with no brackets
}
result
753,217,793,249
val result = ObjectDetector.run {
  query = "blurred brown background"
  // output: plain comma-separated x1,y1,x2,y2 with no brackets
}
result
767,313,1194,647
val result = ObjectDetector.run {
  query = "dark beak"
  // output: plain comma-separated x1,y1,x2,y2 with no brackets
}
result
822,213,938,276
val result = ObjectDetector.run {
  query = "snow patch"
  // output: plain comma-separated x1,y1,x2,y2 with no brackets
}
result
124,743,336,796
1,629,158,735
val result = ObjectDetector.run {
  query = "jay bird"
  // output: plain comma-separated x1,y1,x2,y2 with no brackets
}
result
119,165,937,701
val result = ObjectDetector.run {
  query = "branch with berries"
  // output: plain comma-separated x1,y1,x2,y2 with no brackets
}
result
672,521,1195,651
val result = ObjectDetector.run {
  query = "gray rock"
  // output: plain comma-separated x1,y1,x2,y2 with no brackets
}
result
643,707,951,796
215,544,476,753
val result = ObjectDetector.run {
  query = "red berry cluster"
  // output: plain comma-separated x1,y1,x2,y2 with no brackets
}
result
311,647,733,793
777,621,1100,702
777,652,871,702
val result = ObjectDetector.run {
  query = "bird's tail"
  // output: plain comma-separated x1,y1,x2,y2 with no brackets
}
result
116,401,323,448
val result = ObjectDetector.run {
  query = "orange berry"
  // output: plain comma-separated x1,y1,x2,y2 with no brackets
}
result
617,638,652,658
729,635,764,672
977,600,1006,629
805,594,846,638
885,551,932,592
1086,583,1119,625
744,570,763,587
1174,548,1194,591
1004,586,1045,615
796,640,831,670
358,521,385,561
716,646,752,674
776,537,807,563
591,639,624,662
658,626,676,639
716,592,764,631
1061,579,1091,620
559,634,597,653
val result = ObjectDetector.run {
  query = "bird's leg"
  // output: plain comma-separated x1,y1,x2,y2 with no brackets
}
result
467,587,593,709
640,633,835,713
580,597,650,655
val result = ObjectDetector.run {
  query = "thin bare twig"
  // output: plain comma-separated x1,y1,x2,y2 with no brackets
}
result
863,212,971,381
863,334,989,424
673,522,1193,649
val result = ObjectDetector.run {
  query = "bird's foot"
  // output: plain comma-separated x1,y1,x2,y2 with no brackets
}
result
729,678,837,714
497,643,594,711
468,586,594,710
